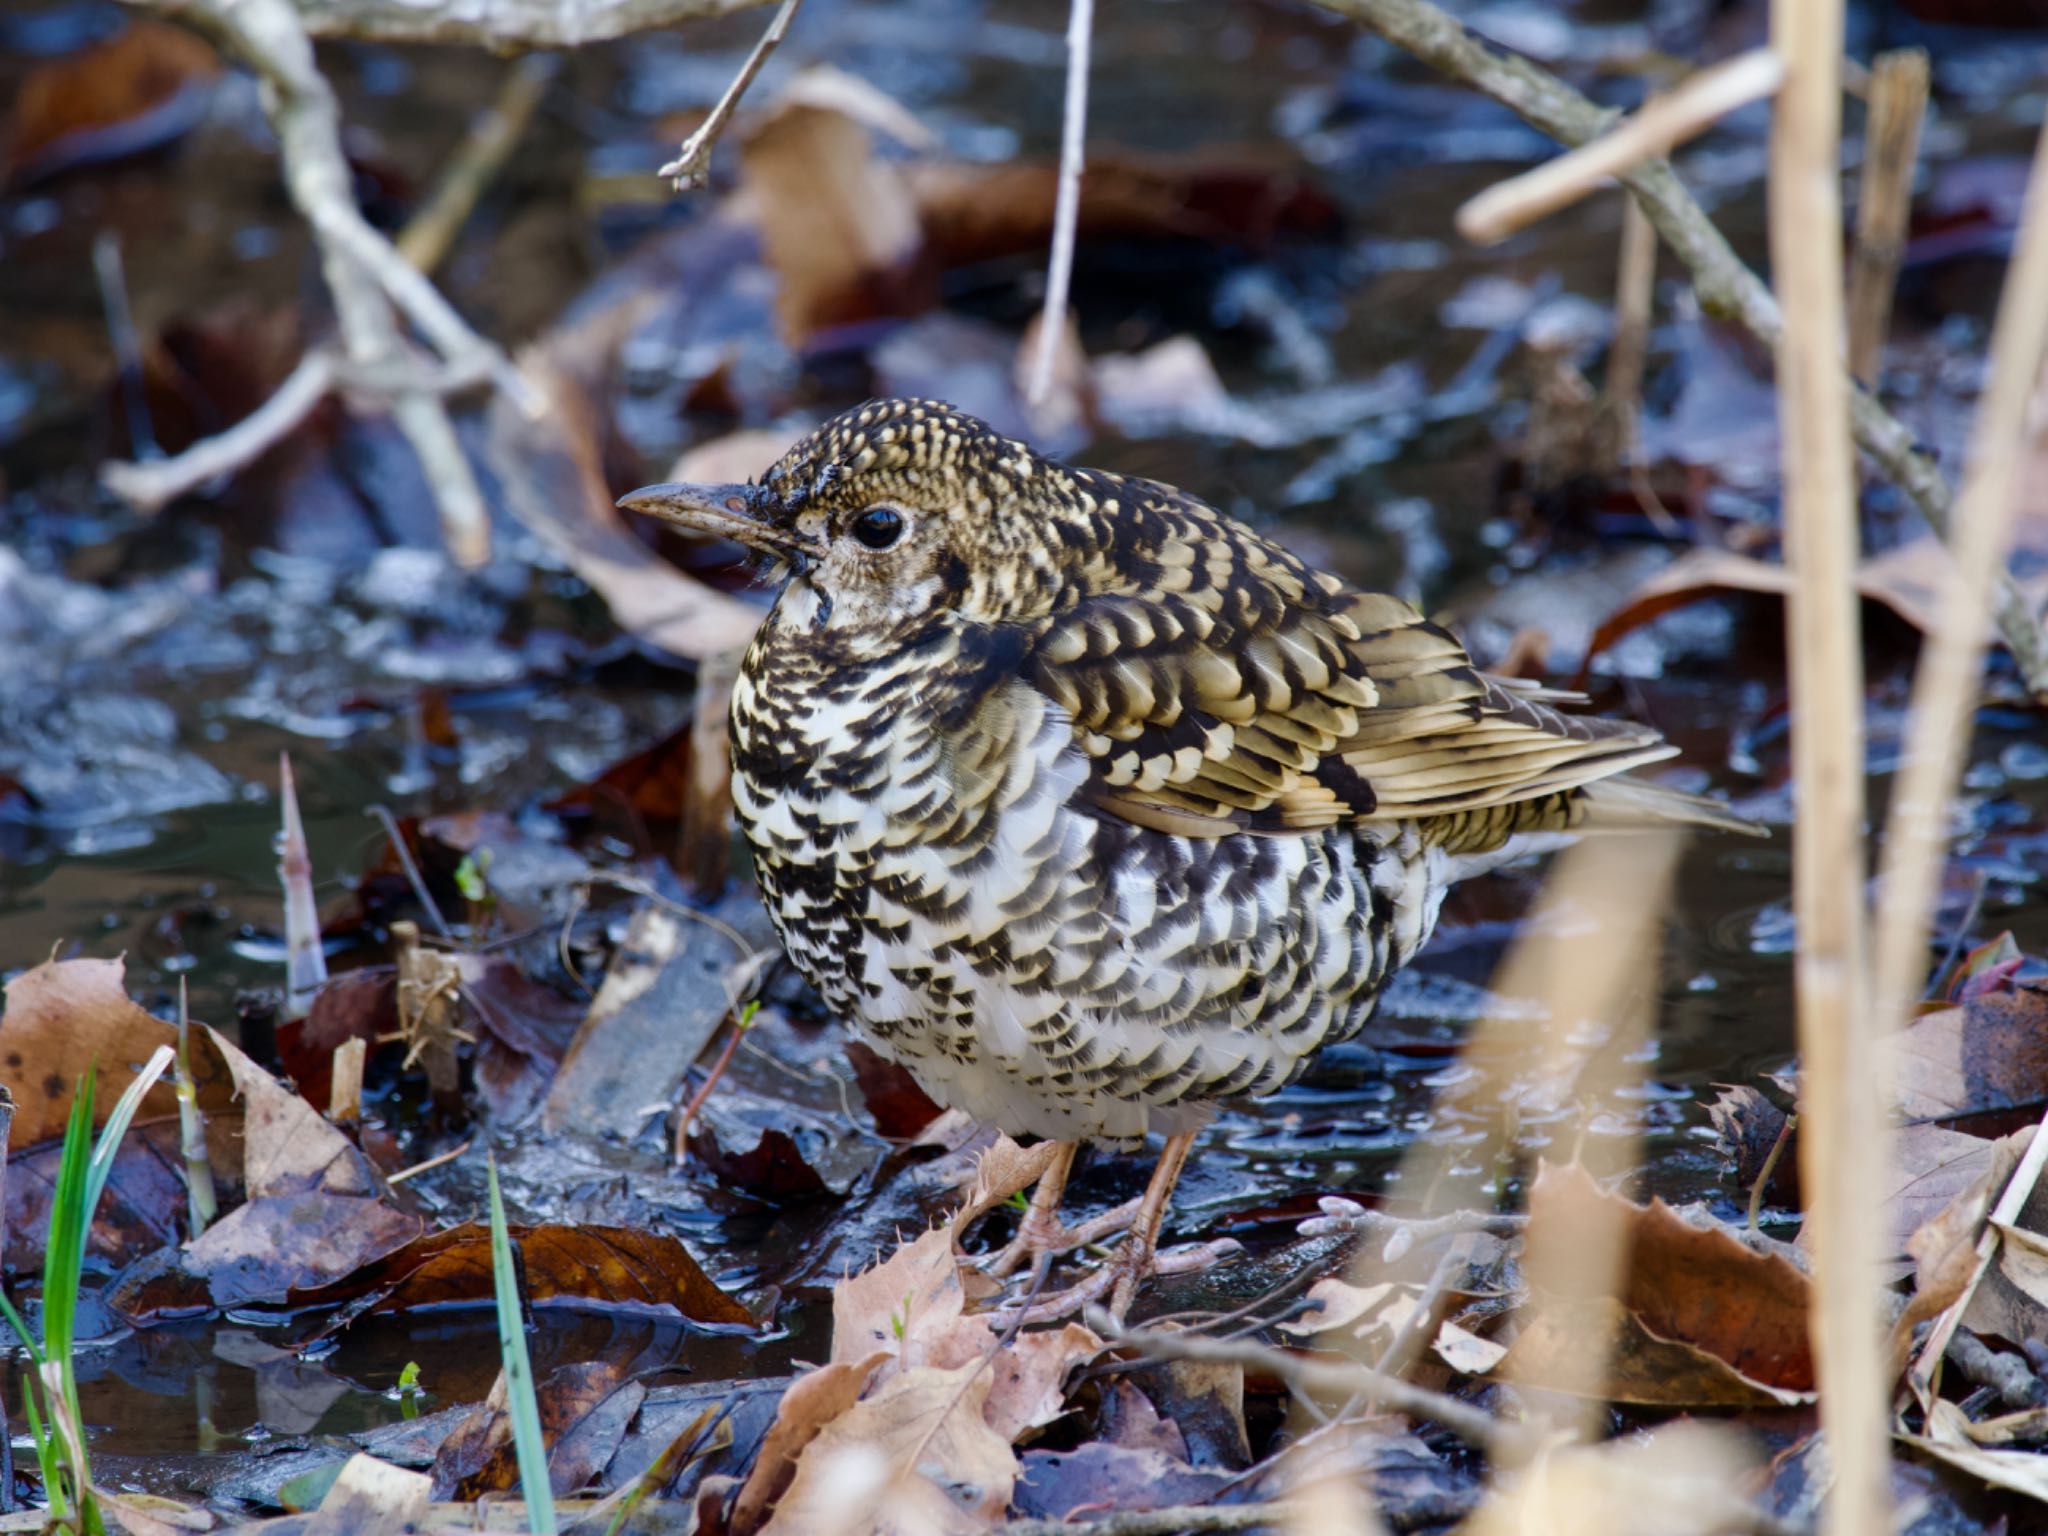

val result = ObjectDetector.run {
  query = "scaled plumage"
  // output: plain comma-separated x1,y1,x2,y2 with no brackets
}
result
623,398,1752,1152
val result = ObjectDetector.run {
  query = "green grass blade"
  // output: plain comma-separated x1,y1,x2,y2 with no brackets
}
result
488,1157,555,1536
83,1046,173,1222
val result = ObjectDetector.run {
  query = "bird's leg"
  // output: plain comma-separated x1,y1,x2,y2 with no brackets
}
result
1107,1129,1197,1320
995,1128,1239,1325
984,1142,1150,1281
984,1140,1077,1280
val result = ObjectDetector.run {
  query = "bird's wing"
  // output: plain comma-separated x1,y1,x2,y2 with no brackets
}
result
1023,533,1674,841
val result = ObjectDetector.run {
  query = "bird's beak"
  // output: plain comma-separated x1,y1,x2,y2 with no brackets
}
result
615,481,822,560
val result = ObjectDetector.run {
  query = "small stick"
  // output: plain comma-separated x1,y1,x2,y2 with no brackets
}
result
1457,49,1784,245
659,0,801,190
673,1001,759,1162
328,1037,367,1126
175,979,217,1238
677,648,742,897
398,53,559,275
92,230,157,462
1603,195,1681,535
367,804,454,942
278,752,329,1023
1747,1110,1796,1231
1089,1310,1539,1461
1769,2,1885,1531
387,1136,474,1186
994,1508,1297,1536
1846,49,1930,385
1025,0,1096,407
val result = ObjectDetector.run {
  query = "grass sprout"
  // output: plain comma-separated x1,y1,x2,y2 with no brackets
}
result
0,1045,173,1533
488,1155,556,1535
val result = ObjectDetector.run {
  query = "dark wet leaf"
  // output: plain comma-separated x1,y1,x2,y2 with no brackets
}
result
432,1360,642,1500
458,954,586,1122
289,1220,754,1329
547,722,697,833
844,1041,942,1140
1012,1444,1236,1522
113,1194,426,1317
1119,1354,1251,1470
6,1119,189,1270
1705,1085,1799,1211
280,969,398,1110
3,19,220,187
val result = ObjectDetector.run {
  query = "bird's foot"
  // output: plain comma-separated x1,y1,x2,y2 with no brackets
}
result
992,1235,1243,1327
983,1195,1144,1280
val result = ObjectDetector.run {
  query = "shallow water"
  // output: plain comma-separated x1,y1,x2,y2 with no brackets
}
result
2,0,2047,1489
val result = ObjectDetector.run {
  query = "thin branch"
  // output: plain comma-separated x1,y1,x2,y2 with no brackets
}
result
1306,0,2048,695
1025,0,1095,407
114,0,538,568
288,0,772,47
102,349,336,510
1088,1310,1541,1461
659,0,801,191
398,52,560,275
995,1508,1294,1536
1457,48,1784,245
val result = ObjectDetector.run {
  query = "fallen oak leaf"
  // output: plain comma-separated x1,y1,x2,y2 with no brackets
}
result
759,1363,1018,1536
728,1356,887,1536
1500,1163,1815,1408
290,1221,755,1332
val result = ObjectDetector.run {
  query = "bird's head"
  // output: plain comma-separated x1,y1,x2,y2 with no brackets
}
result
619,398,1101,635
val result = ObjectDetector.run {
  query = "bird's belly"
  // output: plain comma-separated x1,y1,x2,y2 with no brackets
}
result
734,712,1449,1141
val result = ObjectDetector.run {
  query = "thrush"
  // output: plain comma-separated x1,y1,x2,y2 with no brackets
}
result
620,397,1758,1318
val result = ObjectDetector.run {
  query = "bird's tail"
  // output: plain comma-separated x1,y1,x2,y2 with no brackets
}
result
1579,775,1769,838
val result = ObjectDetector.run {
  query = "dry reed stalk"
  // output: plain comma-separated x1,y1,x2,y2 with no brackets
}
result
277,752,328,1022
1872,121,2048,1138
1846,49,1930,385
1767,2,1885,1530
1457,48,1783,245
1340,833,1682,1446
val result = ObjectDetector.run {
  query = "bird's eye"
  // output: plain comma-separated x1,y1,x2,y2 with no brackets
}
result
851,506,904,550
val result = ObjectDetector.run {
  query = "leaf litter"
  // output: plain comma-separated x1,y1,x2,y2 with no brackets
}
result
6,2,2048,1532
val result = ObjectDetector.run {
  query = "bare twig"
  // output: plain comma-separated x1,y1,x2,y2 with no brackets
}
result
1306,0,2048,695
1457,48,1783,245
386,1136,474,1186
1846,49,1930,385
1090,1311,1541,1461
1025,0,1096,407
111,0,535,568
1770,3,1885,1531
995,1508,1296,1536
659,0,801,190
289,0,772,46
1603,196,1680,535
367,804,455,942
101,350,336,511
399,52,560,275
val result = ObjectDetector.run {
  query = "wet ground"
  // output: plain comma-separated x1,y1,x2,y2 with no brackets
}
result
3,0,2048,1491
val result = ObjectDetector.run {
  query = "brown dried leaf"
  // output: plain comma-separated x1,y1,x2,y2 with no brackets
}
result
1503,1163,1814,1406
203,1025,375,1199
1892,986,2048,1123
432,1361,642,1500
831,1226,990,1372
0,956,233,1149
180,1194,424,1310
729,1356,887,1536
291,1221,755,1327
982,1322,1098,1443
4,20,220,186
738,66,933,345
760,1363,1017,1536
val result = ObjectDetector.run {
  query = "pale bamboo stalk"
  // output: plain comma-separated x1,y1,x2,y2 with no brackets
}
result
1767,3,1884,1531
1872,120,2048,1129
1458,49,1783,245
1846,49,1930,386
